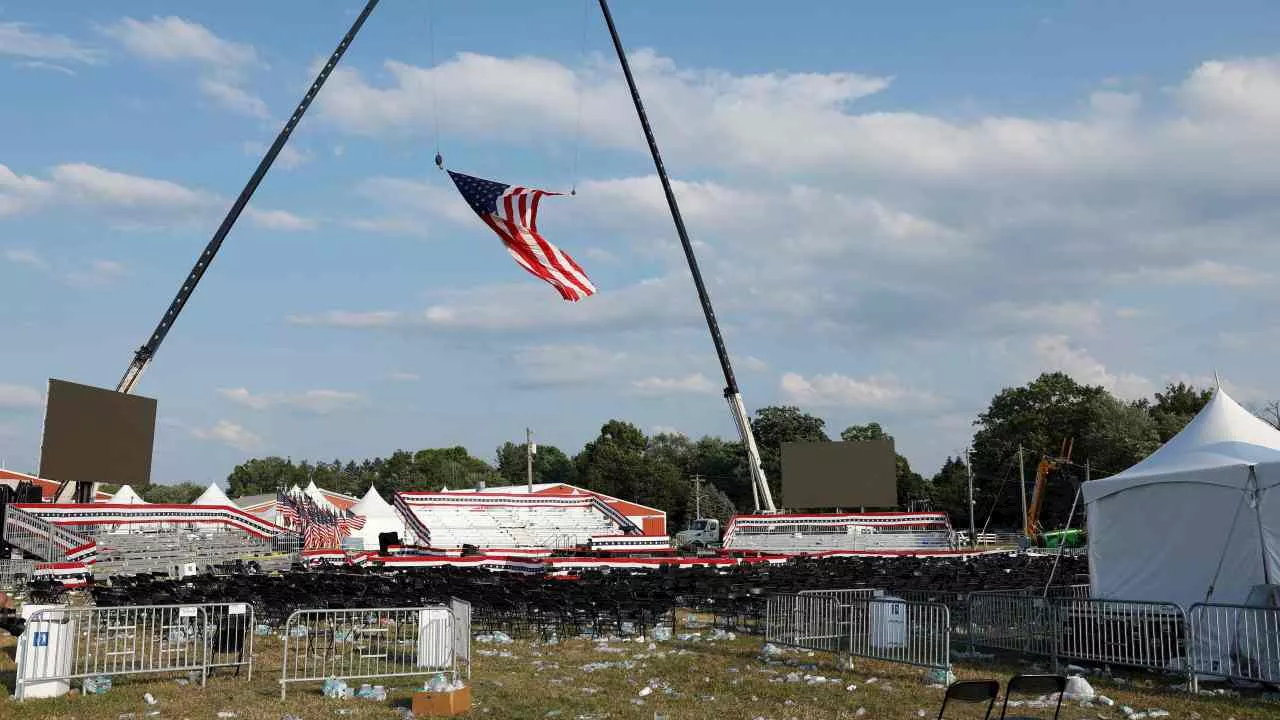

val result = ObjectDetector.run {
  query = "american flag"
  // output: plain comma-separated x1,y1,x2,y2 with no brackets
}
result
275,489,300,527
447,170,597,301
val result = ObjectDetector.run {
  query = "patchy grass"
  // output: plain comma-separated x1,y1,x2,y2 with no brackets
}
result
1,630,1275,720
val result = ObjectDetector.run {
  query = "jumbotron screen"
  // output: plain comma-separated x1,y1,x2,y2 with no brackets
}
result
39,378,157,490
781,439,897,508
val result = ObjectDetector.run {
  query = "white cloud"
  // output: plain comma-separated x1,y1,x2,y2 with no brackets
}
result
1113,260,1268,287
16,60,78,76
3,249,46,268
0,22,101,64
285,310,401,328
50,163,212,209
780,372,940,410
1031,335,1154,399
103,16,267,118
0,163,54,216
512,344,629,387
246,207,317,231
217,387,364,414
631,373,718,396
65,259,127,287
742,356,769,372
191,420,261,452
242,141,311,170
389,372,420,382
0,384,42,409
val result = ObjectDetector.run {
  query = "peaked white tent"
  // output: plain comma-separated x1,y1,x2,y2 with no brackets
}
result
111,484,146,504
1083,387,1280,610
347,486,406,551
193,483,233,507
304,480,337,512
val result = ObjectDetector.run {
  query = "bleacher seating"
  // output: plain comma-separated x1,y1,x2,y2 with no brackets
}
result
725,528,955,553
92,528,294,577
410,502,619,550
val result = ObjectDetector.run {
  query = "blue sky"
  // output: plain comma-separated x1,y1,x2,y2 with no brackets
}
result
3,2,1279,490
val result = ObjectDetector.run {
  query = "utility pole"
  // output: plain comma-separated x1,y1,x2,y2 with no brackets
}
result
1018,445,1028,540
690,475,703,519
966,448,976,548
526,428,535,493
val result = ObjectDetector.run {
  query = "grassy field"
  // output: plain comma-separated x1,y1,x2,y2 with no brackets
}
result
1,629,1274,720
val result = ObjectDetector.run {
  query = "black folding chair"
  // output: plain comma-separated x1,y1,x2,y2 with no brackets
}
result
936,679,1000,719
999,674,1067,720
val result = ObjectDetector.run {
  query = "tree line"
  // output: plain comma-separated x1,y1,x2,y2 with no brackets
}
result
141,372,1227,532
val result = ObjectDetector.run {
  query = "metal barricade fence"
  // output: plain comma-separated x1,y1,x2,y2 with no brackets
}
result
967,591,1056,656
449,597,472,678
16,604,215,700
1188,602,1280,689
1,558,37,591
764,593,844,652
196,602,256,679
1054,598,1186,674
846,597,951,671
280,602,470,698
798,588,880,639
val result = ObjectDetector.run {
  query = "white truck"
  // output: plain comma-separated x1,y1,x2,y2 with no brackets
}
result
674,518,723,551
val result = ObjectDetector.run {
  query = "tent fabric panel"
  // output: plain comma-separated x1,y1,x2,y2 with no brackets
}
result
1088,481,1265,609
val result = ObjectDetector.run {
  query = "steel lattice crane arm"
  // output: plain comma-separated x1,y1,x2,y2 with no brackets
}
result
116,0,381,395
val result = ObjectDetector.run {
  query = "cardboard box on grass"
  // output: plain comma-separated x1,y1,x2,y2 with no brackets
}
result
412,684,471,716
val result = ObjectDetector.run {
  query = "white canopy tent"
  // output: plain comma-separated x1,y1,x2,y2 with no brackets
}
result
1083,388,1280,610
346,486,406,551
193,483,234,507
110,484,146,504
304,480,337,513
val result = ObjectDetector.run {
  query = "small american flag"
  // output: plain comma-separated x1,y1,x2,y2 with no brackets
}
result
447,170,597,301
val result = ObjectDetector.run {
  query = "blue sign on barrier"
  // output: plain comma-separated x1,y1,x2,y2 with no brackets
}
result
33,631,48,647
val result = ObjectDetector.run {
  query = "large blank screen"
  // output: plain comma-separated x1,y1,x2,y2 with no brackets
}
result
39,378,157,489
781,439,897,508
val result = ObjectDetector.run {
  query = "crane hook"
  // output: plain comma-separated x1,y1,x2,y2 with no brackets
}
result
434,152,444,170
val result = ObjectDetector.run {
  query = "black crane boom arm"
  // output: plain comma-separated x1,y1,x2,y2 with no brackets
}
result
114,0,381,395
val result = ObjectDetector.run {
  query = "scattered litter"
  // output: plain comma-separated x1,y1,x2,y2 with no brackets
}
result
846,684,858,692
396,710,415,720
866,677,879,684
475,631,514,644
925,667,955,686
322,677,354,699
217,713,238,719
255,624,272,636
83,675,113,694
144,693,157,705
785,672,802,683
638,687,652,697
1097,695,1115,707
1120,706,1134,717
1148,712,1170,718
334,711,354,718
176,678,189,687
355,683,387,701
282,715,303,720
545,711,562,718
651,626,672,642
917,711,927,718
630,699,645,706
855,709,867,717
762,643,783,656
118,714,136,720
708,629,736,641
145,712,160,718
580,687,600,695
1065,676,1096,701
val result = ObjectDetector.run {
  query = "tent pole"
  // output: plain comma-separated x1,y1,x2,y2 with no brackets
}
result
1043,464,1084,597
1251,466,1271,585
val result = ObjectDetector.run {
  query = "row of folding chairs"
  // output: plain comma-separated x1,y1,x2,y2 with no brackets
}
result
938,673,1067,720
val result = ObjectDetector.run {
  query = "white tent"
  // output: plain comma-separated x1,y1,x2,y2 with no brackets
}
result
1083,387,1280,610
347,485,406,551
193,483,233,506
111,484,146,504
304,480,337,512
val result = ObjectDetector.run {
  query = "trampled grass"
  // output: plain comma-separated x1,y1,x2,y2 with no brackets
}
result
1,629,1275,720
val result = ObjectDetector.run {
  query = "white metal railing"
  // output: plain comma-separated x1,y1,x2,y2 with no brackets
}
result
765,593,845,652
0,559,37,590
845,596,951,671
967,591,1057,656
280,601,471,698
3,506,96,562
1187,602,1280,689
765,592,951,672
1055,598,1186,673
14,602,254,700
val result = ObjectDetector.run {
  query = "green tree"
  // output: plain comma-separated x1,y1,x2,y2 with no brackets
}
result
140,482,204,504
226,456,307,496
928,456,972,525
495,441,575,487
840,422,928,510
1148,382,1212,442
751,405,830,504
412,447,498,491
686,478,736,527
574,421,690,528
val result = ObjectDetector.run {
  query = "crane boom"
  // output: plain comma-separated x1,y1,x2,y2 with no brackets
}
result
55,1,380,505
115,0,381,395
